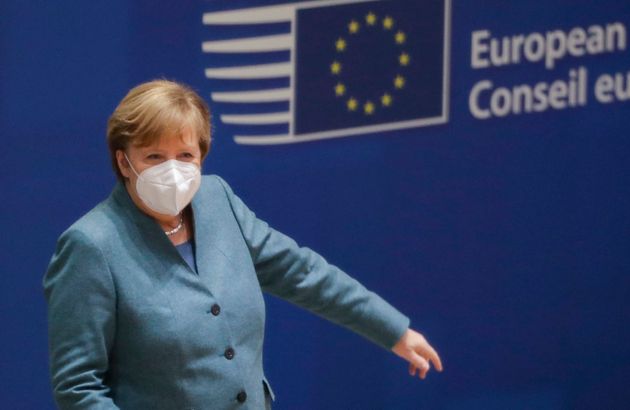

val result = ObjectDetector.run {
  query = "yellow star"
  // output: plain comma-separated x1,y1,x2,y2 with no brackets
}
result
334,83,346,97
394,75,406,89
399,52,411,66
366,12,377,26
335,37,347,52
348,20,360,34
381,93,393,107
330,61,342,75
383,16,394,30
395,30,406,44
364,101,375,115
347,97,358,111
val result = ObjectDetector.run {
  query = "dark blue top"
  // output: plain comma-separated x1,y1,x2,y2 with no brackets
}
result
175,239,197,273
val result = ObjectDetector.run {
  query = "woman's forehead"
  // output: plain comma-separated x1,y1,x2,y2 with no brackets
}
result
135,129,200,150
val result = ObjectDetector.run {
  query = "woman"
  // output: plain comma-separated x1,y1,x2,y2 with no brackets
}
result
44,80,442,409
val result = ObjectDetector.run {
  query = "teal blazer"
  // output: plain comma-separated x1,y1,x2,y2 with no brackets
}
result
44,175,410,409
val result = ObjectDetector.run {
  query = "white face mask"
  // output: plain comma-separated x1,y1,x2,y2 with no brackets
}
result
125,154,201,216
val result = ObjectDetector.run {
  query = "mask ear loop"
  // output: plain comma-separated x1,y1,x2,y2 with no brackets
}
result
123,153,141,177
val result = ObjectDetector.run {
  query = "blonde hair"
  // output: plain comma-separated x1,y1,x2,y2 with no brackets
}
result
107,79,211,181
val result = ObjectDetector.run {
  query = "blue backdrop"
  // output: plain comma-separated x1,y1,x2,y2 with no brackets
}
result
1,0,629,409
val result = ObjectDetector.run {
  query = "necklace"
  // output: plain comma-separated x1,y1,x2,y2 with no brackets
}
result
164,214,184,236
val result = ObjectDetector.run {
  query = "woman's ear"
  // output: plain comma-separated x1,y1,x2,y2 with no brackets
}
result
116,150,131,179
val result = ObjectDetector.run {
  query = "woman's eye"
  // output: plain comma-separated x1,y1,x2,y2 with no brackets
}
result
181,153,194,159
146,154,161,160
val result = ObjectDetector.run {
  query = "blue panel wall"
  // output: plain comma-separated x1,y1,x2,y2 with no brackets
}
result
1,1,629,409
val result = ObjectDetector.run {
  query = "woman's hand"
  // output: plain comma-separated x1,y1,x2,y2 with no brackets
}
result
392,328,443,379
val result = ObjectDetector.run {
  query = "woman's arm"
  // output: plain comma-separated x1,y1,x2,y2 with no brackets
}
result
43,230,120,409
217,176,442,377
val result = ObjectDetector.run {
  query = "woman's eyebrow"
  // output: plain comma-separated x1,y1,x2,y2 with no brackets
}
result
140,148,167,154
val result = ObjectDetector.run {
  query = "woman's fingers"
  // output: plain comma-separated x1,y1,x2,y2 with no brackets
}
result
409,351,431,379
411,336,443,374
422,343,443,372
393,328,444,379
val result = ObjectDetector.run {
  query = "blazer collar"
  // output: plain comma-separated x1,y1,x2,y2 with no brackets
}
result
109,182,186,273
110,182,169,240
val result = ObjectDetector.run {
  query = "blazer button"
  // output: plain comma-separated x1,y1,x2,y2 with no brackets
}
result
236,391,247,403
211,304,221,316
224,347,235,360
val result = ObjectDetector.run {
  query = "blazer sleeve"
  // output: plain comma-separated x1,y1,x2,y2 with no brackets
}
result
216,176,410,350
43,229,120,409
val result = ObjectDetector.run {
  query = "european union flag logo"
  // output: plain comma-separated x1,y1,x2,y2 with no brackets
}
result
202,0,450,145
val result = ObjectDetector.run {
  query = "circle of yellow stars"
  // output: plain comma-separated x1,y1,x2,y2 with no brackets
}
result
330,12,411,116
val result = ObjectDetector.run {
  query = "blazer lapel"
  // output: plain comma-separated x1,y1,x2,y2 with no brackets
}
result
191,190,234,299
110,183,188,285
